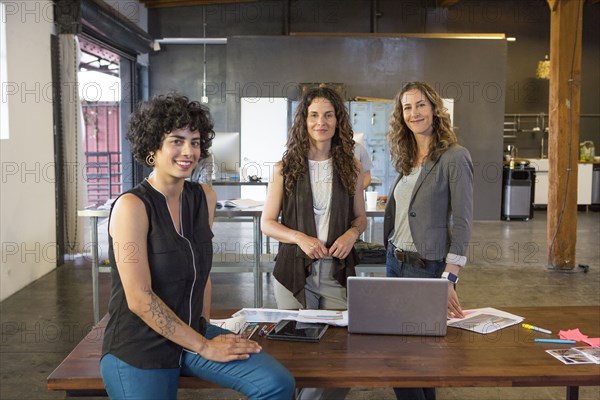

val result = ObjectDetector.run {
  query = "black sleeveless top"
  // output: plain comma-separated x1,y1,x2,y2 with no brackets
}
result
102,180,213,369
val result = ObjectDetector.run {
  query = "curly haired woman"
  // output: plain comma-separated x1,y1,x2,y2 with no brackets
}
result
100,94,295,400
261,86,367,311
384,81,473,400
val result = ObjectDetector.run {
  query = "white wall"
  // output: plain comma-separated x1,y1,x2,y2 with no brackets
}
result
240,98,288,201
0,0,56,301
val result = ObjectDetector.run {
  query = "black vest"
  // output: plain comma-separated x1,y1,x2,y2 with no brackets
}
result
273,166,359,307
102,180,213,368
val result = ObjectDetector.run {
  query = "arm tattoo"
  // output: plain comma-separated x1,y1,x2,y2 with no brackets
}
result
144,287,182,338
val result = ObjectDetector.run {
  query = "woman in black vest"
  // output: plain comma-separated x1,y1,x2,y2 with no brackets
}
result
100,94,295,400
261,86,367,310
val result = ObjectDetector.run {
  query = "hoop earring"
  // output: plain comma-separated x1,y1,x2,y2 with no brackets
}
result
146,152,155,166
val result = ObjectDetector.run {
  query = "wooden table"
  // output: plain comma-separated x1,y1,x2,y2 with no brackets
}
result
48,306,600,399
261,306,600,398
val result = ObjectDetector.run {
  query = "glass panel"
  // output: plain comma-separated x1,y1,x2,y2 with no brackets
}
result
78,37,122,206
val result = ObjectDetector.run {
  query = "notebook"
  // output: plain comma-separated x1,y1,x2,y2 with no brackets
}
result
347,276,448,336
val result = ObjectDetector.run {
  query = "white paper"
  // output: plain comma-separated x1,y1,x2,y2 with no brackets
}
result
233,308,349,327
572,347,600,364
296,309,348,327
216,199,263,209
232,308,300,323
546,348,597,365
447,307,524,334
210,314,247,334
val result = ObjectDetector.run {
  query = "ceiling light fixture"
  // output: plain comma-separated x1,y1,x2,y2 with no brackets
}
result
536,55,550,80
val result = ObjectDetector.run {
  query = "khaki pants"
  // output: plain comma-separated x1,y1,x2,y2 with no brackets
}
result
273,258,347,310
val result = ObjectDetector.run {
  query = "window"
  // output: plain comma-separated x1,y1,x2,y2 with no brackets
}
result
78,38,123,204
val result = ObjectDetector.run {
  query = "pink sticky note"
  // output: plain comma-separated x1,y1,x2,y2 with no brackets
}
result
559,328,589,341
582,338,600,348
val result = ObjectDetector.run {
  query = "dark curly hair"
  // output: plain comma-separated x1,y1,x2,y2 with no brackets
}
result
127,94,215,166
387,81,457,176
282,87,358,195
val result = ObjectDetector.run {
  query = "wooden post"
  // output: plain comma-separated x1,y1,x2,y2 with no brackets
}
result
546,0,583,270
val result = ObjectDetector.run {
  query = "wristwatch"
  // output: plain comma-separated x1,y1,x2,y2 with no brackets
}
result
442,271,459,284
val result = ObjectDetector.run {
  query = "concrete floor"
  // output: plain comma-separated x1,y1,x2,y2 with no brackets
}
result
0,210,599,399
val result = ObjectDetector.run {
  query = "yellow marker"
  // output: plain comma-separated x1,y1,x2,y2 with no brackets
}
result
522,323,552,335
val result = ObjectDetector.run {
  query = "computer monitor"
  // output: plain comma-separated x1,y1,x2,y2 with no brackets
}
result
210,132,240,175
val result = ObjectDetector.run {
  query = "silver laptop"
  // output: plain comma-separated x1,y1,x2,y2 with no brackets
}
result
347,276,448,336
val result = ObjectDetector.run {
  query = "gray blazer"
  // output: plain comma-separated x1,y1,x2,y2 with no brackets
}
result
383,145,473,262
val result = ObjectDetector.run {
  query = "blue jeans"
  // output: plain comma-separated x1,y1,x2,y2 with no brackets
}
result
386,245,444,400
101,324,295,400
386,246,445,279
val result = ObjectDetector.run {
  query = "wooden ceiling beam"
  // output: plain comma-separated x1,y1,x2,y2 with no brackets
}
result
437,0,461,7
139,0,597,9
139,0,255,8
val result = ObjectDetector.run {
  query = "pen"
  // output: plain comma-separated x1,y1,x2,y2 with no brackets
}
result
522,323,552,335
264,323,276,335
534,339,577,344
247,324,260,340
258,325,269,337
258,323,275,337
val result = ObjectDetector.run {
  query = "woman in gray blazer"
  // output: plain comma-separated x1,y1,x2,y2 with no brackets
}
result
384,81,473,400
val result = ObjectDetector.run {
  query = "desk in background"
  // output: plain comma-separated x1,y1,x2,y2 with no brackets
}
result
211,178,268,204
367,176,383,192
213,206,267,308
79,200,384,322
364,204,385,242
78,205,269,323
212,178,268,187
77,208,110,324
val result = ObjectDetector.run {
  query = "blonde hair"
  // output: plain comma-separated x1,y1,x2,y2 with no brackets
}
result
387,81,457,176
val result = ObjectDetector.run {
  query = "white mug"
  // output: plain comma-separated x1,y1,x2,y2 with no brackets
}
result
365,191,378,211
